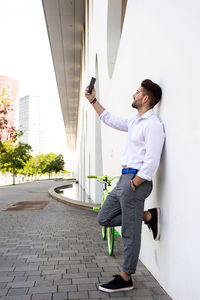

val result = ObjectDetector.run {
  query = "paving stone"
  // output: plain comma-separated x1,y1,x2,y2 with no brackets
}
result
88,272,101,278
28,286,57,294
7,287,29,295
58,284,77,292
72,277,99,284
8,271,26,276
0,289,8,296
53,279,71,285
78,283,97,291
27,258,48,262
42,269,63,275
0,272,9,276
131,288,153,296
34,279,53,287
88,291,109,298
45,274,62,280
110,294,133,299
0,282,7,288
134,275,157,282
31,293,52,300
52,292,68,300
27,275,44,281
6,281,34,288
0,267,15,272
15,266,38,271
54,264,69,270
44,261,58,265
0,276,14,282
63,273,88,279
68,291,88,299
0,296,31,300
39,265,55,271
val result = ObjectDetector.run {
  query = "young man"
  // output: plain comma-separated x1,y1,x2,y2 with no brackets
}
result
85,79,165,293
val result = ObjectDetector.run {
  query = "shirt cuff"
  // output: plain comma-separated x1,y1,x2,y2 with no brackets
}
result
137,171,152,181
99,109,108,120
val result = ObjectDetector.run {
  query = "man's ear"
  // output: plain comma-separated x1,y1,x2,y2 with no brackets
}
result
143,95,149,104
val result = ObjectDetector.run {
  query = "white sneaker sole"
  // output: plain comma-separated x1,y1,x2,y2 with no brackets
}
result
99,285,133,293
155,208,160,240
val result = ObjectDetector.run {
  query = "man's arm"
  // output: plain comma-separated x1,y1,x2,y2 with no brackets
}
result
85,86,105,116
85,85,129,131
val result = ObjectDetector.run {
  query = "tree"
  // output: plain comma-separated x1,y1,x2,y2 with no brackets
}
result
47,154,65,174
37,153,56,177
21,156,36,178
22,153,66,179
0,87,17,141
42,153,58,178
0,140,32,184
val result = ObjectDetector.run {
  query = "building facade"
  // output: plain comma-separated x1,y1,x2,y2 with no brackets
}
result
43,1,200,299
18,95,40,154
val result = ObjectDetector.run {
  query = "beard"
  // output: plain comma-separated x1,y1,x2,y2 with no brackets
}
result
131,100,137,108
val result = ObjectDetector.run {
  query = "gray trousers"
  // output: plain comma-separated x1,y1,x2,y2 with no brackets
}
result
98,173,153,275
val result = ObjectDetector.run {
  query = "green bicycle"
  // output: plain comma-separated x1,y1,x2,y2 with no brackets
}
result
88,175,120,255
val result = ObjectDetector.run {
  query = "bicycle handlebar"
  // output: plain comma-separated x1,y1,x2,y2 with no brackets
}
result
87,175,119,183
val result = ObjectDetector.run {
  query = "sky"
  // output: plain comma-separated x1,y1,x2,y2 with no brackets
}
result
0,0,75,171
0,0,58,98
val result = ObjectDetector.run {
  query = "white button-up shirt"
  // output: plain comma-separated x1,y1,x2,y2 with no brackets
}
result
100,109,165,181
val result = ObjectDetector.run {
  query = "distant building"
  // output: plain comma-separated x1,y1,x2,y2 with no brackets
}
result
18,95,40,154
0,75,19,140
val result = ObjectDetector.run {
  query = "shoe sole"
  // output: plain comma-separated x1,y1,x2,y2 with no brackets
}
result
155,208,160,240
99,285,133,292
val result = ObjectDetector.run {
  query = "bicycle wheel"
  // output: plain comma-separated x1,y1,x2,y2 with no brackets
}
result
107,226,115,256
101,226,106,240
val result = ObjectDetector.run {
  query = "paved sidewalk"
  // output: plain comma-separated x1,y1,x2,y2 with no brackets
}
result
0,181,171,300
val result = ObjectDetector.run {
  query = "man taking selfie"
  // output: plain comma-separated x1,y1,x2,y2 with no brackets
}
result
85,79,165,293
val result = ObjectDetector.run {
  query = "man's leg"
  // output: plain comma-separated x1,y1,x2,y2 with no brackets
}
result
98,184,122,227
119,175,153,276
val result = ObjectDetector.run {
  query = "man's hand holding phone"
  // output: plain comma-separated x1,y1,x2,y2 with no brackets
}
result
84,77,105,115
85,86,96,102
85,77,96,103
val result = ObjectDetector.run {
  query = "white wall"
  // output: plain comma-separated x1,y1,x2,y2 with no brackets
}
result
77,1,200,299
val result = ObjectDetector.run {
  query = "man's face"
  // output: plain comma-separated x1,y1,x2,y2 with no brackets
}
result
132,87,145,109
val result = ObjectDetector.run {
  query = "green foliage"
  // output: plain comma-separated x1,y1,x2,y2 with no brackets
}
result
37,153,57,175
0,140,32,184
22,152,66,178
21,157,36,176
44,154,65,174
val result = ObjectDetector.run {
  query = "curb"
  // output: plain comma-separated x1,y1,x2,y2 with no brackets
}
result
48,179,98,211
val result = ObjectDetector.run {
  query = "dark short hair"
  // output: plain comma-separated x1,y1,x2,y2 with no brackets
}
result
141,79,162,108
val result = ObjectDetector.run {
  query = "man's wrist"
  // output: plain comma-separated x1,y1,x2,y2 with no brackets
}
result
131,180,138,190
90,97,97,104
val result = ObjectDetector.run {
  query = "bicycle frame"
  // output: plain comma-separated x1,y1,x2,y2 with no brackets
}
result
88,174,120,255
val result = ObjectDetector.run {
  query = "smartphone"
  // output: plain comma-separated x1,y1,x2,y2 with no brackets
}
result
88,77,96,94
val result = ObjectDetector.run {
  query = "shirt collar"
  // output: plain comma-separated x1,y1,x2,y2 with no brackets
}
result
135,109,154,122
